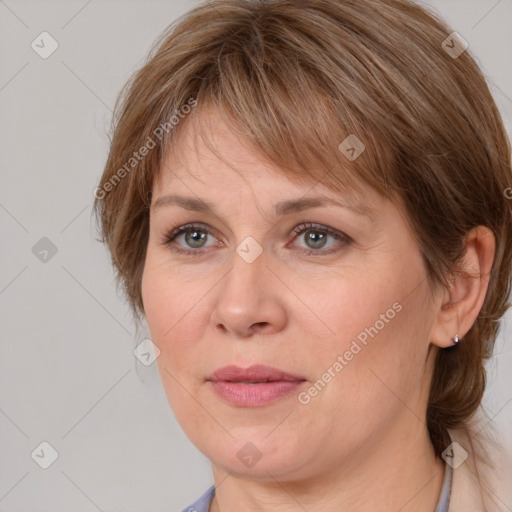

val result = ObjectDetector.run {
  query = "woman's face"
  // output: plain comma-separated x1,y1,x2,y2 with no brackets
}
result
141,110,441,481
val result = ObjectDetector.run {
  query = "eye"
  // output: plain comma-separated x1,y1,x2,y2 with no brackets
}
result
161,223,221,255
161,222,351,256
289,222,351,256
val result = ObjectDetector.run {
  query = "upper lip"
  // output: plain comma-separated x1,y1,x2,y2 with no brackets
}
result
208,364,306,383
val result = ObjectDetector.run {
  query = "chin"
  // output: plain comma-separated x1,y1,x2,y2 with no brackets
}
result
202,433,312,478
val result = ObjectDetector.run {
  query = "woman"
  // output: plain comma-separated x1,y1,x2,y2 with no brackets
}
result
93,0,512,510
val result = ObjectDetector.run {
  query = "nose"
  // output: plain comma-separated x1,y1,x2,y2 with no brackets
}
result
209,247,287,338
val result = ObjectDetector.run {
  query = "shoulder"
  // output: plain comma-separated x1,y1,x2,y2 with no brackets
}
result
448,418,512,512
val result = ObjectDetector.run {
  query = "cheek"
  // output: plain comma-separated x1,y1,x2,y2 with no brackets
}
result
302,266,426,396
141,263,210,372
313,287,432,435
298,272,400,349
142,266,186,384
142,256,190,338
141,269,169,340
142,268,206,425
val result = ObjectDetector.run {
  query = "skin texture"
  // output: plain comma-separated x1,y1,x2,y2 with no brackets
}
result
141,109,495,512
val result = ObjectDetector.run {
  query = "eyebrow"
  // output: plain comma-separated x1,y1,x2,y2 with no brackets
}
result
151,194,377,220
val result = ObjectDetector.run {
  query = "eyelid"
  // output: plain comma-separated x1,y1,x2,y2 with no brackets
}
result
290,222,350,242
287,222,352,255
161,221,351,255
161,222,221,251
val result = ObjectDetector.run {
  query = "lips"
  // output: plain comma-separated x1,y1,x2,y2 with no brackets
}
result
207,364,307,407
208,364,305,383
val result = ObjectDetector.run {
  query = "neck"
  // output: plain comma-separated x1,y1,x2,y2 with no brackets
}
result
208,422,445,512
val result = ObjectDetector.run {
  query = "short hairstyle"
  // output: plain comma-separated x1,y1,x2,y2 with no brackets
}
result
93,0,512,462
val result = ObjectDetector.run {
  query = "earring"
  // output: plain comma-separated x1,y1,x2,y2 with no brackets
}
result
452,334,459,345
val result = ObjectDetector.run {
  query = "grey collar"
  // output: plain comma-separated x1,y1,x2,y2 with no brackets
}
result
434,461,453,512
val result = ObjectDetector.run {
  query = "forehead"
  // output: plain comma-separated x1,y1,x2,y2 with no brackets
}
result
154,107,377,210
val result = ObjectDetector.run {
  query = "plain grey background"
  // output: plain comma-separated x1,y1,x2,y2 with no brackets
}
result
0,0,511,511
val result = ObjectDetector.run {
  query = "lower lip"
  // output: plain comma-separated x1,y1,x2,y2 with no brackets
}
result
209,380,306,407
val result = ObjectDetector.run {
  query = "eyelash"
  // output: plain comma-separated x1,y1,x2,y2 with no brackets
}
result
160,222,352,257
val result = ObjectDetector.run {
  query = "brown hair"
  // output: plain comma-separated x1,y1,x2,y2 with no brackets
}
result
93,0,512,493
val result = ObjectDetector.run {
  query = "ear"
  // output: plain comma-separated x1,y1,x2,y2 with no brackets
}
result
429,226,496,348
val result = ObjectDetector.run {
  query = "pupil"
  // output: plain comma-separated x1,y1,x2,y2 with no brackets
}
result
186,229,207,248
306,231,326,249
